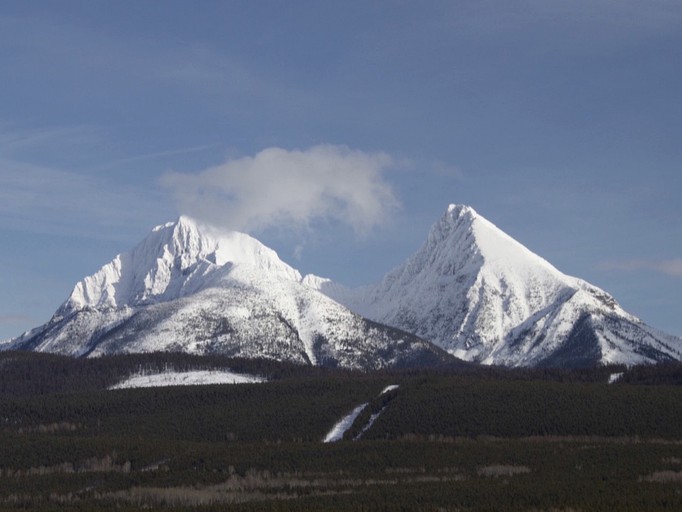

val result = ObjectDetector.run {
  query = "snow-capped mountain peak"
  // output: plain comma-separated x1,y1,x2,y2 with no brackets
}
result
7,204,680,369
9,216,450,369
325,204,681,367
348,204,575,329
60,216,301,316
430,204,567,283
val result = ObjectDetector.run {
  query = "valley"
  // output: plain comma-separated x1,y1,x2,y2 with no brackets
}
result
1,351,682,511
2,205,682,510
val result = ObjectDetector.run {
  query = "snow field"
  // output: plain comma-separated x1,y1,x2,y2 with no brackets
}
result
109,370,266,390
323,403,369,443
323,385,399,442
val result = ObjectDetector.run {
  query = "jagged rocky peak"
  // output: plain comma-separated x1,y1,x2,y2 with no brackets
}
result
148,215,296,274
428,204,475,239
59,216,300,317
411,204,482,274
7,215,453,370
156,215,219,267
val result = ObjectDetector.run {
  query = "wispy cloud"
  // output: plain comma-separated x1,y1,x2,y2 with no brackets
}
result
96,142,224,169
0,124,101,158
160,145,399,234
0,158,172,240
0,14,308,113
600,258,682,278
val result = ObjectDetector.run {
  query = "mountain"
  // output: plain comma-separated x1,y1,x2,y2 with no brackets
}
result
8,206,680,369
311,205,682,368
6,216,452,370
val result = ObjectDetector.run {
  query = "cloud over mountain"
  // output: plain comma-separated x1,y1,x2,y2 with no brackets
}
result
160,145,399,234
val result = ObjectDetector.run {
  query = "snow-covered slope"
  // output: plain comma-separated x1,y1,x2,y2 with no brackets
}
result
8,217,451,370
9,207,679,369
311,205,682,368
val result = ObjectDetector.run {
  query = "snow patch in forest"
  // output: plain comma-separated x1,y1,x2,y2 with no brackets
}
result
324,384,400,442
323,403,368,443
109,370,266,389
608,372,624,384
381,384,399,394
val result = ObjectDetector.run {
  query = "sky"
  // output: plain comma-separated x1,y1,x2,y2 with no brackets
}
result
1,0,681,341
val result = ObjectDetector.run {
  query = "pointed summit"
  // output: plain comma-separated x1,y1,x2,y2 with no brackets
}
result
425,204,476,244
8,206,680,369
334,204,682,367
432,204,562,276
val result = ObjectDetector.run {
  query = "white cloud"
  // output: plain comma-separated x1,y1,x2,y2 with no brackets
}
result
601,258,682,278
160,145,399,234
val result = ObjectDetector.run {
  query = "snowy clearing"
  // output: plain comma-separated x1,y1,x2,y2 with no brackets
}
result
109,370,266,390
608,372,624,384
324,385,399,443
323,403,368,443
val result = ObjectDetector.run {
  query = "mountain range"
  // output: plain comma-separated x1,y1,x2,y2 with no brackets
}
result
5,205,681,369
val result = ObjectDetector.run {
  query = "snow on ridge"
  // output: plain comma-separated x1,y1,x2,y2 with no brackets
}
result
109,370,266,390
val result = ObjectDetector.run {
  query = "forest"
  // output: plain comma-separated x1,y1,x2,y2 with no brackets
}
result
1,350,682,511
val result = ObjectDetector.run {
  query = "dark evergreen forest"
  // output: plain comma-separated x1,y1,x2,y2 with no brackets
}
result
1,351,682,511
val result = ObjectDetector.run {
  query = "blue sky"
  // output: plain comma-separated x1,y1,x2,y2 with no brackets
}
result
1,0,681,341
